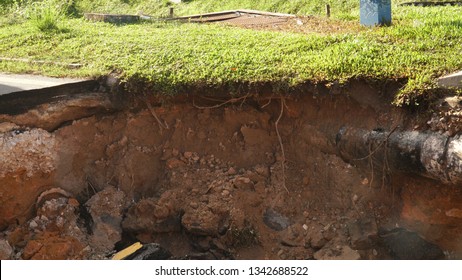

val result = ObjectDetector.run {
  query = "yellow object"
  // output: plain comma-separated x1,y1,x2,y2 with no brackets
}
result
112,242,143,260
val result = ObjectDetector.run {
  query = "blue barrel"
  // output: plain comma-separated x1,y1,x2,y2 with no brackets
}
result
360,0,392,26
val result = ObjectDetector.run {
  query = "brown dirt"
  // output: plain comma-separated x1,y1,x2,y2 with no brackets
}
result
1,80,461,259
217,15,364,35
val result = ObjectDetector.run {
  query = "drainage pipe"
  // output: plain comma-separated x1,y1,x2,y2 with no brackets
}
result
335,127,462,184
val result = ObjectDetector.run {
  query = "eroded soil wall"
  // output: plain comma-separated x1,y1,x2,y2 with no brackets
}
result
1,81,461,259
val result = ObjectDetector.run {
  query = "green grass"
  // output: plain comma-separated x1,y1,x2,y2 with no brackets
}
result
0,2,461,103
0,0,423,19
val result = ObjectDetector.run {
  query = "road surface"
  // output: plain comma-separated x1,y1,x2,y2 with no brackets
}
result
0,73,86,96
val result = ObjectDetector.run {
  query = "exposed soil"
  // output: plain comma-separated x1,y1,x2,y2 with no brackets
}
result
1,79,461,260
223,15,364,35
192,14,364,35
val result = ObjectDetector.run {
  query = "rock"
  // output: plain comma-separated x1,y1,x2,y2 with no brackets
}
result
124,243,171,260
226,167,237,175
22,240,43,259
23,233,87,260
85,187,127,255
246,172,266,184
0,239,13,260
68,198,80,207
304,223,327,249
254,165,270,178
445,208,462,218
347,217,378,250
280,225,306,247
29,220,38,230
233,176,254,189
379,228,445,260
314,245,361,260
263,208,291,231
166,158,185,169
309,229,327,250
182,206,225,236
122,197,182,234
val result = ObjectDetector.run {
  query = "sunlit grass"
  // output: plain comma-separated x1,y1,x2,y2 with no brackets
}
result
0,3,461,103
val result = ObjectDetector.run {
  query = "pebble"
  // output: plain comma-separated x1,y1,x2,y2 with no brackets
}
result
222,190,230,196
68,198,80,207
190,202,199,209
184,151,193,159
29,220,38,229
227,167,237,175
0,239,13,260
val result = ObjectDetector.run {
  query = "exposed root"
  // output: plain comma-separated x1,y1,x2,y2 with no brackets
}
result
368,143,374,188
352,126,398,188
275,97,289,194
194,94,288,193
193,94,251,109
145,100,169,131
260,98,272,109
86,176,98,195
352,126,398,161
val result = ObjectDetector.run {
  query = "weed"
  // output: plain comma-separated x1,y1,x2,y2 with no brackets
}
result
28,0,64,32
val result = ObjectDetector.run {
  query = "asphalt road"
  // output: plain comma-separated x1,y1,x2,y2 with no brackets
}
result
0,74,86,96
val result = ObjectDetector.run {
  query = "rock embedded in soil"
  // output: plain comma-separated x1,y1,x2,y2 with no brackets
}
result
85,187,127,255
233,176,254,189
306,225,327,250
313,244,361,260
182,206,226,236
0,239,13,260
379,228,444,260
23,234,86,260
347,217,378,250
263,209,291,231
122,195,182,234
280,224,307,247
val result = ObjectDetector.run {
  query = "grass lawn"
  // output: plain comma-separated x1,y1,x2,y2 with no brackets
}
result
0,1,461,103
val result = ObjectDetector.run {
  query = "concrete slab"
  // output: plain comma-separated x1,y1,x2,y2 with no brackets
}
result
437,70,462,89
0,74,87,96
172,10,294,26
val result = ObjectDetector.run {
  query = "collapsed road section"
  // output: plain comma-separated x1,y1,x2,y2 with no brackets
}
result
0,75,462,260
